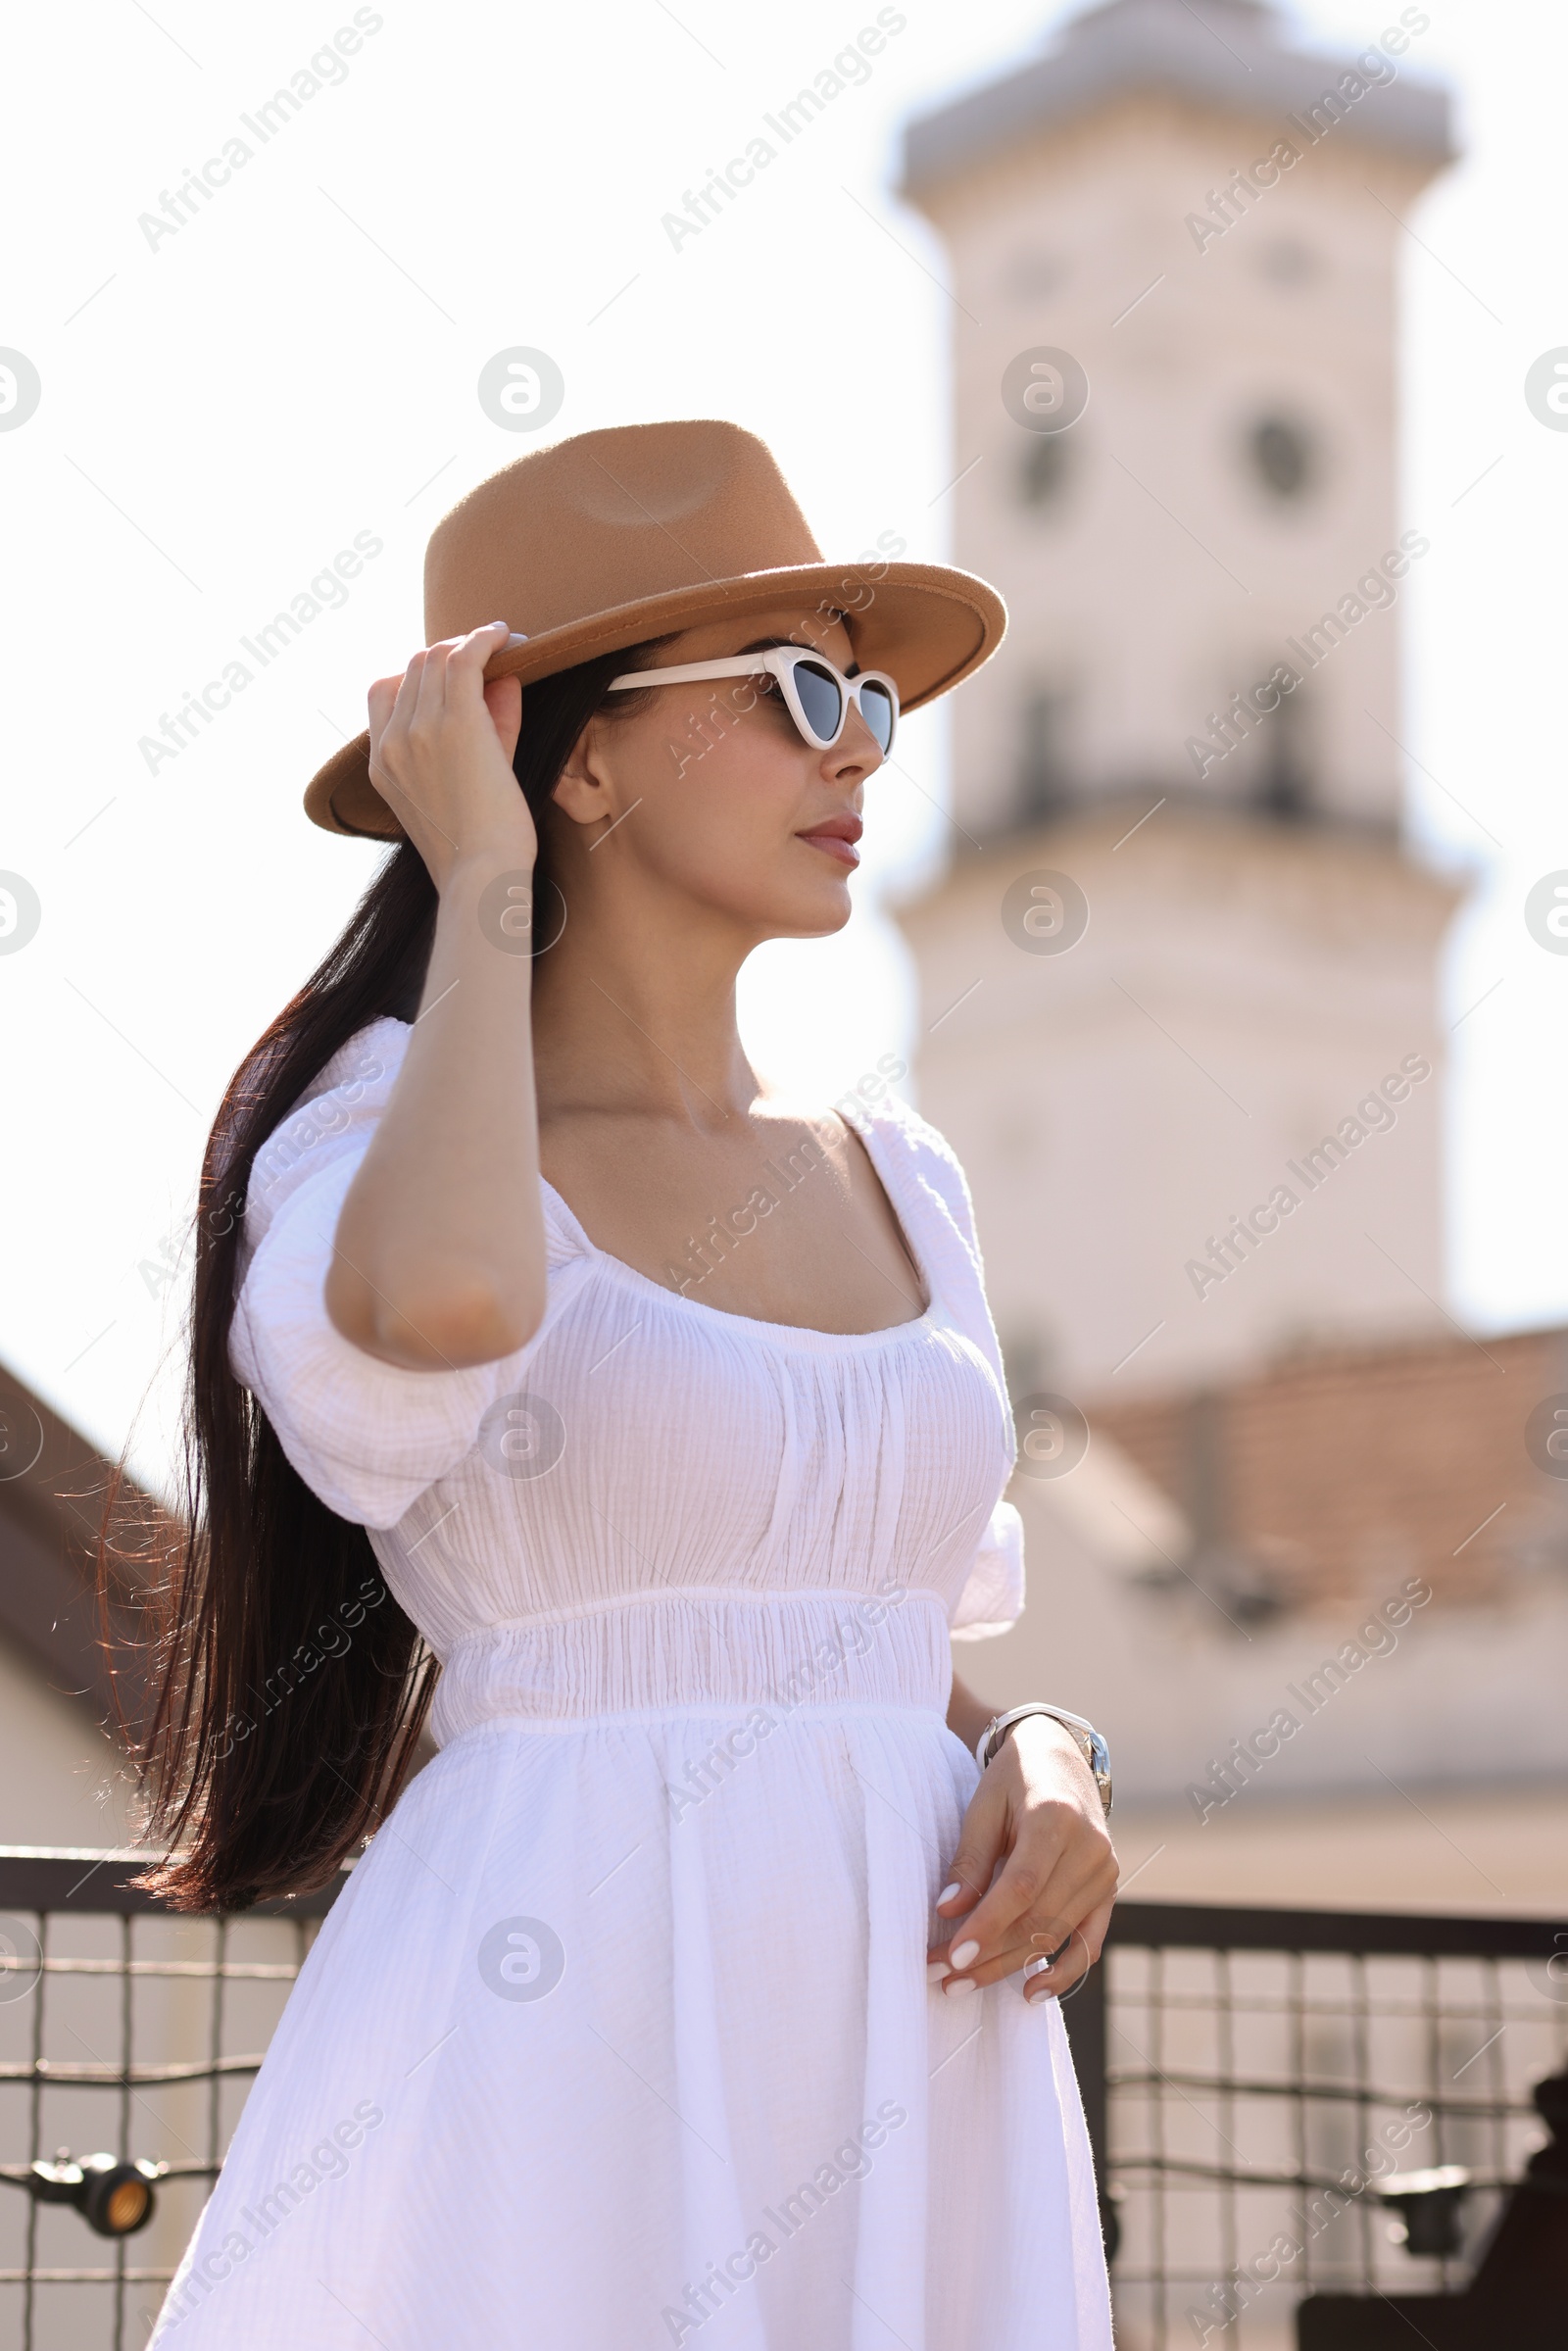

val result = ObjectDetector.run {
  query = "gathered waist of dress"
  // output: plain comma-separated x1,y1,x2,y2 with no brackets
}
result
424,1583,954,1746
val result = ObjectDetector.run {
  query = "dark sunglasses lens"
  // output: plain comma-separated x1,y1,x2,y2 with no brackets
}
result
858,680,896,751
791,660,845,744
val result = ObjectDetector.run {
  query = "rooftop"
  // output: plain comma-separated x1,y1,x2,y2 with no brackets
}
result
1091,1322,1568,1626
0,1356,169,1730
902,0,1455,201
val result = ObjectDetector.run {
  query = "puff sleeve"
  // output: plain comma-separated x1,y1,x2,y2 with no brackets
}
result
228,1017,568,1531
950,1496,1026,1641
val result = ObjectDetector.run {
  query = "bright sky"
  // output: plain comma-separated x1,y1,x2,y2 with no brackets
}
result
1,0,1563,1496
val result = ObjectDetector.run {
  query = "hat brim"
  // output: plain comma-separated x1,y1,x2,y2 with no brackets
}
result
304,560,1005,839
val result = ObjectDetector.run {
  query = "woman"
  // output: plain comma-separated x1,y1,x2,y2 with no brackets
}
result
141,420,1118,2347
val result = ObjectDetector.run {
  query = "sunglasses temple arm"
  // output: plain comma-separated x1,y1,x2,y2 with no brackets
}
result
606,656,779,692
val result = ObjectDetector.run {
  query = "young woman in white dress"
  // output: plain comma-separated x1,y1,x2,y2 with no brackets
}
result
139,421,1119,2347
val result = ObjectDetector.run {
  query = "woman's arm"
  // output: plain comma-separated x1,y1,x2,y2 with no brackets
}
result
944,1670,996,1755
323,623,550,1371
937,1668,1119,2000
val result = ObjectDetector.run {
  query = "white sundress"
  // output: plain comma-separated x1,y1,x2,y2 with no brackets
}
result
150,1014,1112,2350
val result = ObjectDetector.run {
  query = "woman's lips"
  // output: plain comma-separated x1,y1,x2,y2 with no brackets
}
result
796,816,862,869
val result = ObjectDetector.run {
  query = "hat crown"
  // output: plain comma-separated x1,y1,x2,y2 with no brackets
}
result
423,419,824,644
303,415,1004,839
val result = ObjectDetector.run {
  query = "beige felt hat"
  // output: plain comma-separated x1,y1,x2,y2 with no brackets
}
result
305,418,1006,838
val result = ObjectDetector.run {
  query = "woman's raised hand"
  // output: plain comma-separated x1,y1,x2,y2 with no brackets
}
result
367,622,531,889
329,617,550,1371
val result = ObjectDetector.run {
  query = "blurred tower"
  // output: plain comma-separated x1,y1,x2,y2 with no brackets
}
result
897,0,1460,1398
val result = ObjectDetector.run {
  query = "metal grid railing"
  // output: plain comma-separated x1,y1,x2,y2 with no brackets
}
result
4,1856,1565,2347
0,1850,340,2351
1063,1900,1568,2350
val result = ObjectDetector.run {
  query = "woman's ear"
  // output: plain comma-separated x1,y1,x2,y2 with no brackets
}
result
550,716,615,830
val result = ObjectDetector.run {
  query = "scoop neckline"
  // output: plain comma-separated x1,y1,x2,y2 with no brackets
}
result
367,1017,937,1351
540,1102,940,1352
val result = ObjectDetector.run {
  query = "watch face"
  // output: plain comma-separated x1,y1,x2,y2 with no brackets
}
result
1088,1730,1112,1812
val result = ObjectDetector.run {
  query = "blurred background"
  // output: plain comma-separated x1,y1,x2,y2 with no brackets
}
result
1,1,1566,2343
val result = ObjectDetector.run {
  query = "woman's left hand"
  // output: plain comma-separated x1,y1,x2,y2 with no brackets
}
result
928,1715,1119,2003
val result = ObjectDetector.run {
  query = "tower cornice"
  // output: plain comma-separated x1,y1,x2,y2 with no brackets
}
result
893,796,1466,974
902,0,1455,204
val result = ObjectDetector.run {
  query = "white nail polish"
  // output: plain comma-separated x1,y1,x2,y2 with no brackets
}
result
944,1975,977,1996
506,632,529,646
927,1960,951,1984
950,1938,980,1970
937,1882,962,1906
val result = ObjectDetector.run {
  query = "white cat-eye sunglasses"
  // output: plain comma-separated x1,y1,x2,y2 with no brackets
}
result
608,647,899,757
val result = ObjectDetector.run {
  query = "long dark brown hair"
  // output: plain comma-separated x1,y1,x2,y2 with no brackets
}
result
121,642,668,1911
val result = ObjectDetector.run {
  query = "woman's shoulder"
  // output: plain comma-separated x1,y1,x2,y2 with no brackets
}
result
832,1075,983,1267
247,1017,410,1222
245,1016,578,1272
268,1015,410,1134
300,1014,411,1108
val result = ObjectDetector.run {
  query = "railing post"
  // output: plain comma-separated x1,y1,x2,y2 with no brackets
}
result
1062,1961,1117,2260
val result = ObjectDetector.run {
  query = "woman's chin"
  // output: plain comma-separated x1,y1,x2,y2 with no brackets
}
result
720,861,856,938
783,877,856,936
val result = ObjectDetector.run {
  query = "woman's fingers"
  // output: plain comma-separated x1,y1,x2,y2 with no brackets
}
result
929,1807,1118,1991
1021,1928,1091,2001
368,659,418,760
934,1787,1006,1928
1022,1896,1116,2004
368,652,425,793
933,1888,1114,2001
930,1871,982,1908
951,1814,1080,1960
410,634,453,732
941,1926,1084,1997
391,644,429,728
368,658,426,803
361,625,532,886
483,673,523,765
366,672,404,741
380,625,507,752
429,622,507,703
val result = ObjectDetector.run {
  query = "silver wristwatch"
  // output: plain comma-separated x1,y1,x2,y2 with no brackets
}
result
974,1702,1112,1815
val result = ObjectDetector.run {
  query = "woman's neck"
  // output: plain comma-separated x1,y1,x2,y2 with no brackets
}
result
529,899,761,1130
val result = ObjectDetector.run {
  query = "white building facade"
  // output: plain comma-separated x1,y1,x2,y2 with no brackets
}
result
899,0,1459,1400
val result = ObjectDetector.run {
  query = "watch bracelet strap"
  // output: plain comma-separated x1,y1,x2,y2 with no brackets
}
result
975,1703,1112,1813
975,1702,1088,1770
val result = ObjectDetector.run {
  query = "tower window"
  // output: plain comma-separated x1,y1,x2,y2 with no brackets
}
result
1018,432,1070,508
1006,247,1066,300
1017,689,1070,822
1000,1330,1046,1405
1249,416,1315,498
1259,238,1317,287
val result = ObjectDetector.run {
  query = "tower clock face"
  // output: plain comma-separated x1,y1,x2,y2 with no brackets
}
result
1249,416,1316,498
